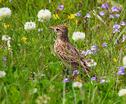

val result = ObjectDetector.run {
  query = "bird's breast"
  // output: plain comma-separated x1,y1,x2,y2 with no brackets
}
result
54,39,65,54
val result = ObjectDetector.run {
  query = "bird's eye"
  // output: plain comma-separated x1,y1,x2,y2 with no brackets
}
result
56,28,60,31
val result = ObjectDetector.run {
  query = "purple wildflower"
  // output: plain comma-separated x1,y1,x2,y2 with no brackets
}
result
115,14,120,18
112,6,121,12
113,24,121,29
75,11,81,17
85,13,91,18
91,45,98,51
99,11,105,16
90,45,98,54
101,3,109,9
58,4,64,11
91,76,96,81
109,14,115,19
113,29,120,33
117,66,125,75
113,24,121,33
63,78,70,83
102,42,108,47
72,70,79,76
120,21,126,26
81,50,93,56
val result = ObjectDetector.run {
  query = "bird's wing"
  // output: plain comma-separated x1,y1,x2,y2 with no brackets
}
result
57,42,81,63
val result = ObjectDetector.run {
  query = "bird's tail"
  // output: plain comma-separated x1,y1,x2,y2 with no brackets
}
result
80,60,90,72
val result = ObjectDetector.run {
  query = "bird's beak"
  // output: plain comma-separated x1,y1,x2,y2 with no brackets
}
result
49,26,55,30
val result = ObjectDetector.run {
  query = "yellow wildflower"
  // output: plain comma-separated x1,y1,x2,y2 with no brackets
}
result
68,14,75,20
21,36,27,44
113,58,117,63
3,23,10,29
53,14,60,19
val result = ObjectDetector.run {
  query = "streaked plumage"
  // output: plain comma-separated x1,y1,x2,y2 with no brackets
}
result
50,25,89,73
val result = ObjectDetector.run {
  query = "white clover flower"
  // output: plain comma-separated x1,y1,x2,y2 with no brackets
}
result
118,89,126,96
123,56,126,67
36,95,50,104
2,35,11,49
37,9,51,22
0,7,11,19
86,59,97,67
72,32,85,41
72,82,82,88
24,21,36,31
2,35,11,41
0,71,6,78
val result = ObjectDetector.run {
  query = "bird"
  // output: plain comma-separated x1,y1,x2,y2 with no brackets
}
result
50,24,90,75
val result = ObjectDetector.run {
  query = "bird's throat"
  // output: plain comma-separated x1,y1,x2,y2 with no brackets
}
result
56,33,69,42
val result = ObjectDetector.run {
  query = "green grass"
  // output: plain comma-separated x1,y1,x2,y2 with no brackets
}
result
0,0,126,104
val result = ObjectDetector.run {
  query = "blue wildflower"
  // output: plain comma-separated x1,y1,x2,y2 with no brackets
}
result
85,13,91,18
75,11,81,17
63,78,70,83
99,11,105,16
113,24,121,29
117,66,125,75
101,3,109,9
58,4,64,11
102,42,108,47
120,21,126,26
72,70,79,76
112,6,121,12
115,14,120,18
91,76,97,81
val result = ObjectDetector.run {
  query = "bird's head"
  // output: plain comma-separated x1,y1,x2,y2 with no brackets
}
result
50,24,68,35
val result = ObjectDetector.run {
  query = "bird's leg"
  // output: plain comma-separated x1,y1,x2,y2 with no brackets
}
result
62,68,71,78
80,61,91,79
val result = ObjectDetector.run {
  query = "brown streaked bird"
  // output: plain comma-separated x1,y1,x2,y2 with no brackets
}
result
50,24,89,74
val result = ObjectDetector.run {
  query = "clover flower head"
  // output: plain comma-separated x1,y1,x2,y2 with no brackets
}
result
118,89,126,96
24,21,36,31
37,9,51,22
73,82,82,88
0,7,11,19
72,32,85,41
0,71,6,78
2,35,11,41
